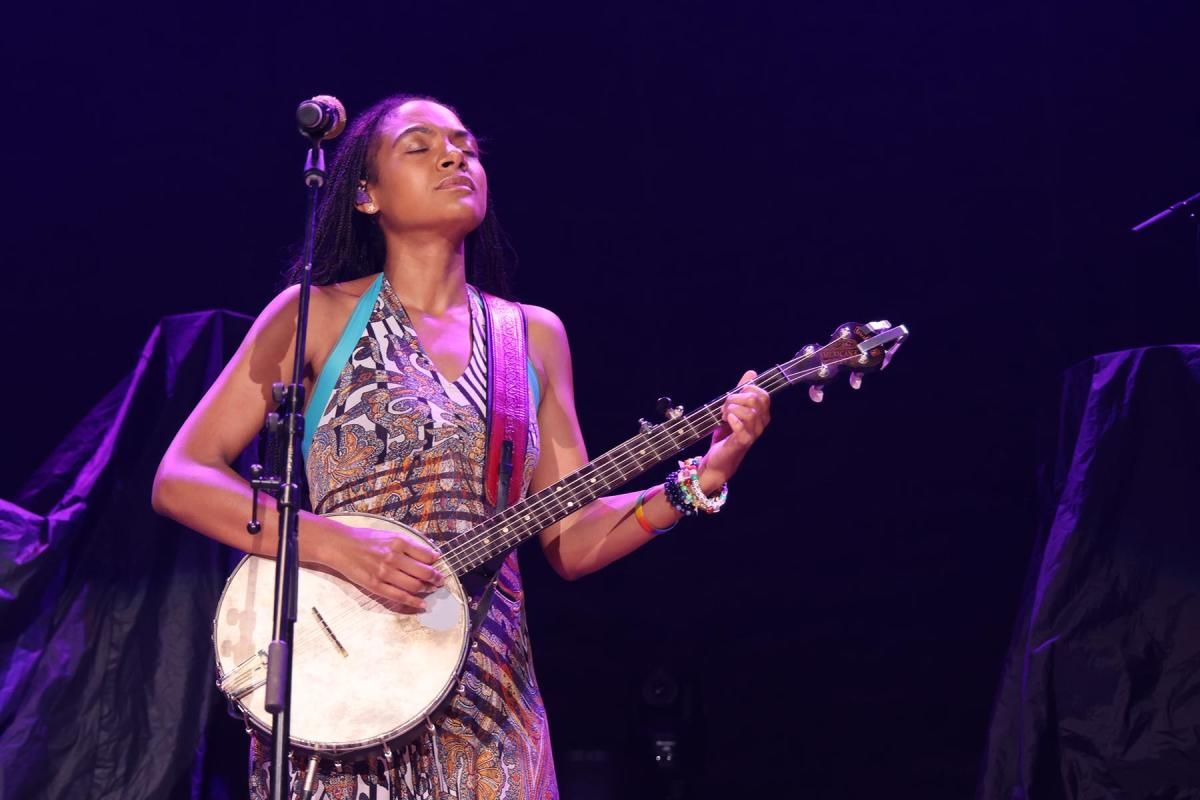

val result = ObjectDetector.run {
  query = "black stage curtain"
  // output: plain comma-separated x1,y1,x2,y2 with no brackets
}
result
980,346,1200,799
0,311,253,800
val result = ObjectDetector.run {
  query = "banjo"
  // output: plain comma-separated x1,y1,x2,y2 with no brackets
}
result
213,319,908,758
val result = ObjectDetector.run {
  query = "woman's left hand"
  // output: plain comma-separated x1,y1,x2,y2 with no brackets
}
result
698,370,772,492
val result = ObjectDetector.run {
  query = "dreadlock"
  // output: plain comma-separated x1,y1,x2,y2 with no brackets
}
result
284,92,516,298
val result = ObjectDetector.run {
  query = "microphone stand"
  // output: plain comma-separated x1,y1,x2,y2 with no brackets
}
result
1131,188,1200,233
1131,187,1200,295
246,131,329,800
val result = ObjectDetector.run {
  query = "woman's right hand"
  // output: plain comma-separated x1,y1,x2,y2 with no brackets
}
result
310,516,446,612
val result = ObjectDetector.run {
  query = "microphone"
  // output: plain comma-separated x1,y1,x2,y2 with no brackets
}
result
296,95,346,140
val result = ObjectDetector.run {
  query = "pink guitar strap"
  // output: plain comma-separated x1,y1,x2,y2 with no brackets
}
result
480,291,530,512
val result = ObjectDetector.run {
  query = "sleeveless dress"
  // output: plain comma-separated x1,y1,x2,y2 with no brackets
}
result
249,274,557,800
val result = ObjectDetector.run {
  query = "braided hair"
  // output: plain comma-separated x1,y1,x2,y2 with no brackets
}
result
285,92,515,298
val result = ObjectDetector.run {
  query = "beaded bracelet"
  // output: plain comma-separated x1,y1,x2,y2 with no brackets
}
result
663,457,729,516
634,489,678,535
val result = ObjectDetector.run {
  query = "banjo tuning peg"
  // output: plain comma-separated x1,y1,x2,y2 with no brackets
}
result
656,396,684,420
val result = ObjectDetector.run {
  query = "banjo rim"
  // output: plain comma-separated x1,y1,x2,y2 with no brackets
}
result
211,510,471,756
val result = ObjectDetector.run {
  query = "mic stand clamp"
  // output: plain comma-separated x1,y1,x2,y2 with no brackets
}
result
248,392,288,534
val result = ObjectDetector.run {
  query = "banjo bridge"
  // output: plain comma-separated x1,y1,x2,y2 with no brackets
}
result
311,605,349,657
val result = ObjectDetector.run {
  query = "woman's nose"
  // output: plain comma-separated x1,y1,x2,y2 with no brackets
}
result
440,143,465,169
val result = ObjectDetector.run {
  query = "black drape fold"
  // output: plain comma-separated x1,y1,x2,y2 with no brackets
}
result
980,346,1200,800
1,311,254,800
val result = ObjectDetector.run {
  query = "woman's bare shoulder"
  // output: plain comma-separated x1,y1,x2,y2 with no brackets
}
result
520,303,571,386
251,274,381,371
264,274,378,312
317,274,380,302
520,303,567,341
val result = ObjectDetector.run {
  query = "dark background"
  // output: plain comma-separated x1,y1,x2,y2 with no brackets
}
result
3,1,1199,796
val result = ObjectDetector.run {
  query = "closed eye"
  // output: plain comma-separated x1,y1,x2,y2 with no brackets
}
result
404,146,479,158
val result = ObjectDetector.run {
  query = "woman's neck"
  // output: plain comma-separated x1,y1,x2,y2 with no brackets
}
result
382,234,469,316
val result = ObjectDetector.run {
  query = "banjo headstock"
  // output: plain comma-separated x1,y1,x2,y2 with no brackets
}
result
782,320,909,402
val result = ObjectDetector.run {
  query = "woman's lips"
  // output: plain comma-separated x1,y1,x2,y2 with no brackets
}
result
436,177,475,191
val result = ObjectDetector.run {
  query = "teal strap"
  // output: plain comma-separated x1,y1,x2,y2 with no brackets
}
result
528,360,541,410
302,274,383,460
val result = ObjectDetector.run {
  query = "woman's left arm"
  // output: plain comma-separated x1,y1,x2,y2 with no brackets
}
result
526,305,771,581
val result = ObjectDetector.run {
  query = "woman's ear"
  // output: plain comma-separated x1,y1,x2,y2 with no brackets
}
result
354,181,378,215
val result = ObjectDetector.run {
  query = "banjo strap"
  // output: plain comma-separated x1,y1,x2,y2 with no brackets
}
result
468,578,500,642
469,290,531,641
479,291,530,513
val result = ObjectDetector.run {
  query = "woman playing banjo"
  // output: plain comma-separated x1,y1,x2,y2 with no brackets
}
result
152,93,772,799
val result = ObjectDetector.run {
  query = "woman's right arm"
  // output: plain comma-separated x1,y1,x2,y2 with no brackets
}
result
151,285,442,610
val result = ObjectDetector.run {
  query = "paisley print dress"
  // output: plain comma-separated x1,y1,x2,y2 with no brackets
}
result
249,274,556,800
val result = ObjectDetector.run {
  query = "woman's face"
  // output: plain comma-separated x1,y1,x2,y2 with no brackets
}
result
361,99,488,239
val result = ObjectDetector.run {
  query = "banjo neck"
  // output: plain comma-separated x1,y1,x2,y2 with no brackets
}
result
438,320,908,577
442,383,727,576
